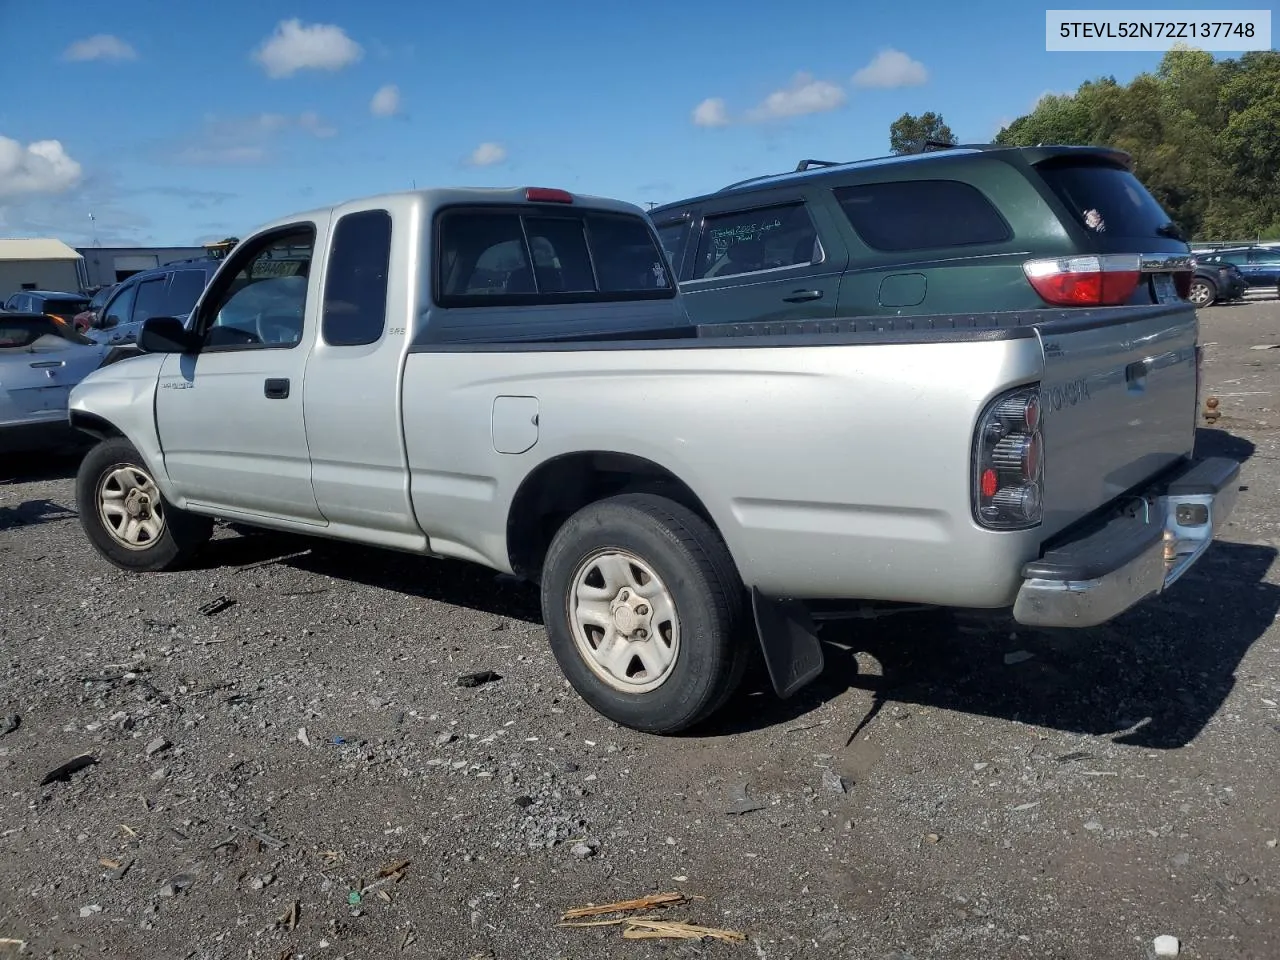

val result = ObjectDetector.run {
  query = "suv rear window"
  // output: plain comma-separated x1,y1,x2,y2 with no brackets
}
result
436,208,674,306
41,297,89,319
1035,161,1175,238
833,180,1011,252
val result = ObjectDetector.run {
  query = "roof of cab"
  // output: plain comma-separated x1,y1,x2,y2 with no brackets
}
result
254,187,648,236
649,143,1133,218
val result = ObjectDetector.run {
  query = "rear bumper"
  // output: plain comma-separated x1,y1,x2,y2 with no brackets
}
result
1013,457,1240,628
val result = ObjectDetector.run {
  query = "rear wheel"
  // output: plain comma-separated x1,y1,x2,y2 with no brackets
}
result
76,438,213,572
540,493,746,734
1188,277,1217,307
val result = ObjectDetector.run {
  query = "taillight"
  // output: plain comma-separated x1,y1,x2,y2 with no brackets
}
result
1023,255,1143,306
973,384,1043,530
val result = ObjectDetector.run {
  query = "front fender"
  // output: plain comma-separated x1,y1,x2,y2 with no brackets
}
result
69,354,178,502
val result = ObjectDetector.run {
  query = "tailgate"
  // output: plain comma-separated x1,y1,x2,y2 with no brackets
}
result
1035,304,1198,537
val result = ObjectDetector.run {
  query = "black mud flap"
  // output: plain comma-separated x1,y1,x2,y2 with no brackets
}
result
751,587,825,699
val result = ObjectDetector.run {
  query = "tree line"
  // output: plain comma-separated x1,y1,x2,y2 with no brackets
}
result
888,49,1280,242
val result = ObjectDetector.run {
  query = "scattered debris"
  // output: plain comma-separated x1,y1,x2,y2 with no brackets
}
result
0,939,27,951
973,762,989,772
78,904,101,918
925,833,941,844
1084,820,1104,832
100,858,131,881
145,737,170,757
1003,650,1035,666
0,713,19,737
198,596,236,617
297,727,311,748
821,769,848,795
1011,801,1041,812
40,752,97,785
435,731,457,746
514,795,535,809
1153,934,1181,957
1267,839,1277,849
1248,344,1279,351
1055,751,1093,764
571,841,600,859
222,820,287,850
236,548,312,572
377,859,411,879
560,892,694,920
157,873,196,898
725,783,767,816
278,900,299,931
457,670,502,688
621,920,746,943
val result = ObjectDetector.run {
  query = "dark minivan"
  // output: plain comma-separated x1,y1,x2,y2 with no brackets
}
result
650,144,1192,324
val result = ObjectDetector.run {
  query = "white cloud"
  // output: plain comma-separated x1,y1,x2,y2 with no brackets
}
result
851,49,928,89
370,84,401,117
0,136,83,199
748,73,846,122
62,34,137,62
692,97,730,128
253,19,363,78
466,142,507,167
298,111,338,138
171,112,338,166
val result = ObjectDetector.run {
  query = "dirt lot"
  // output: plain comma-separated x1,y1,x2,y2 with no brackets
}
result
2,302,1278,960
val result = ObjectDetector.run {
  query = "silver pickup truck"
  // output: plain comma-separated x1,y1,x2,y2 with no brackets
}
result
67,185,1239,733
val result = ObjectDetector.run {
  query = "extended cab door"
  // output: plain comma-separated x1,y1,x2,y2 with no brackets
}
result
677,188,848,325
154,222,327,523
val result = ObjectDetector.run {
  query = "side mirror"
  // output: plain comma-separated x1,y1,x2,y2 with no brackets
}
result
138,316,197,354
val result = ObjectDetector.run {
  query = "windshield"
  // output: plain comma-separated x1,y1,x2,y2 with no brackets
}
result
41,298,90,319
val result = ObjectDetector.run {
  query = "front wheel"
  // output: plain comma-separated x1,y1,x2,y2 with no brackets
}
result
76,438,213,572
540,493,746,734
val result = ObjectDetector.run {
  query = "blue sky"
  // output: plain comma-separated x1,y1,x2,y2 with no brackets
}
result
0,0,1230,246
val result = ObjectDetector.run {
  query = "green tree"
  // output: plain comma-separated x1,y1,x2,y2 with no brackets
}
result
889,112,957,154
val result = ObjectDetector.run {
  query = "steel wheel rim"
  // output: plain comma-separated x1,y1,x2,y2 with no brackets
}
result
567,548,680,694
97,463,166,550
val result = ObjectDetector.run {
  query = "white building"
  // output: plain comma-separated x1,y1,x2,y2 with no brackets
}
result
0,238,86,296
77,245,207,286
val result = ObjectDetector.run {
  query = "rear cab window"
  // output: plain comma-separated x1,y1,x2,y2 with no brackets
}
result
435,205,674,307
691,203,821,280
833,180,1012,252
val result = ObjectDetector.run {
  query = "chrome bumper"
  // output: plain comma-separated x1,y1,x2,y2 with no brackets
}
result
1013,457,1240,628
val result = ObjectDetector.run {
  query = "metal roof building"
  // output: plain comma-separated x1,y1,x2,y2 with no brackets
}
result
0,238,87,296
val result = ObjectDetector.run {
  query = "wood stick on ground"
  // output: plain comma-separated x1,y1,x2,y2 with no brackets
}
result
559,891,692,920
621,919,746,943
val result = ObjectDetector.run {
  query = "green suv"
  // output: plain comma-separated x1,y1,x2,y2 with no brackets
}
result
650,145,1193,324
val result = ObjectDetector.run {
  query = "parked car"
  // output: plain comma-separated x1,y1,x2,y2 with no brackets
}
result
1199,246,1280,296
1,312,110,450
72,283,118,333
3,290,91,330
650,145,1193,325
67,185,1236,734
84,259,220,347
1188,258,1248,306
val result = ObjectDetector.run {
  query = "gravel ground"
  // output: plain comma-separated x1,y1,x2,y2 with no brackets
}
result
2,302,1278,960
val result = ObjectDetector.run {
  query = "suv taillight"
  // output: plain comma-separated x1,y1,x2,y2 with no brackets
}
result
973,384,1043,530
1023,254,1143,306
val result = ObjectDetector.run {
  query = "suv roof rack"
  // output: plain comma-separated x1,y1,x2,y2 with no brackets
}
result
794,158,842,172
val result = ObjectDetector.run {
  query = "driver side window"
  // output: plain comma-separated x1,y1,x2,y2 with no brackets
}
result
200,226,315,350
102,284,137,329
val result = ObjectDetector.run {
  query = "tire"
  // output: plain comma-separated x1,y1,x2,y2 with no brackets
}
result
1189,277,1217,307
540,493,746,734
76,437,213,572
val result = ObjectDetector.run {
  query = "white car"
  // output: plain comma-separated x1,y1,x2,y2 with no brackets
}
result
1,312,110,449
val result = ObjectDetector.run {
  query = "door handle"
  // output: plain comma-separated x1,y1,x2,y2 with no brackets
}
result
783,289,823,303
30,360,65,368
264,378,290,399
